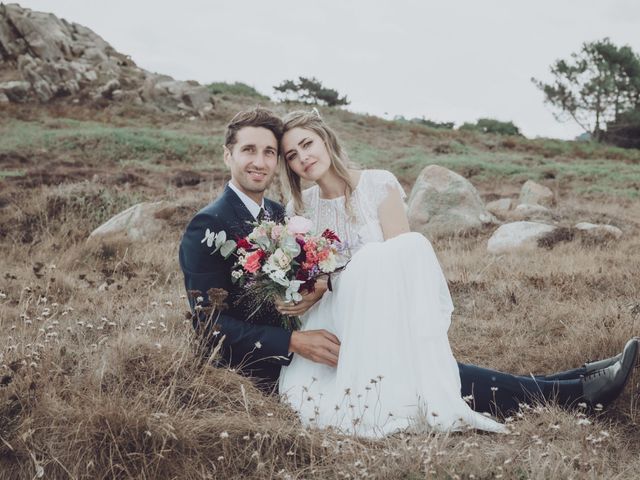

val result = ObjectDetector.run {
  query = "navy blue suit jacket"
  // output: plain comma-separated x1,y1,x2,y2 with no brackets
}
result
179,185,291,391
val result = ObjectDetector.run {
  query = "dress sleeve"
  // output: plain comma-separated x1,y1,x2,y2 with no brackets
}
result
370,170,406,208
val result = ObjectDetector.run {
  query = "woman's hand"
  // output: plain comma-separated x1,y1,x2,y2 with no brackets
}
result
275,277,329,317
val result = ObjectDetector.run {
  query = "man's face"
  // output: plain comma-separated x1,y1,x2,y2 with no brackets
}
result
223,126,278,203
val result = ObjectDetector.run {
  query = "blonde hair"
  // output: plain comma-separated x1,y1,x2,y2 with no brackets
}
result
281,110,355,215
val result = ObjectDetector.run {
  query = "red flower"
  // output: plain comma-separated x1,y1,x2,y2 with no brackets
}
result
237,237,252,250
244,249,266,273
322,229,341,243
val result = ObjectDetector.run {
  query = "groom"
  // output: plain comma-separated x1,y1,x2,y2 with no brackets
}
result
179,107,638,415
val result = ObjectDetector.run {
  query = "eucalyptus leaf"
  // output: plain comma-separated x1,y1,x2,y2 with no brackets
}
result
215,230,227,249
281,235,301,257
220,239,237,258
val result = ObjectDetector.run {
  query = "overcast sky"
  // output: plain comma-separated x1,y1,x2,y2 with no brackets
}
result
17,0,640,139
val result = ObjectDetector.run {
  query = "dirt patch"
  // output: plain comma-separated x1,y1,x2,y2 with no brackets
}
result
537,227,575,249
171,170,203,187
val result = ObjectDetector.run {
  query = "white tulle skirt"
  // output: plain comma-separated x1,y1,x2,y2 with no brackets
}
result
279,232,505,437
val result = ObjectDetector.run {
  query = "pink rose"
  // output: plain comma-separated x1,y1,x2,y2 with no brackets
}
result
287,216,313,235
244,250,265,273
271,224,284,240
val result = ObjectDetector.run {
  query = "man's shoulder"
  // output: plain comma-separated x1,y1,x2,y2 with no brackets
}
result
189,192,233,225
264,197,285,212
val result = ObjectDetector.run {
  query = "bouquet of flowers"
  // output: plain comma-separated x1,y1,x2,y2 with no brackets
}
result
203,215,349,330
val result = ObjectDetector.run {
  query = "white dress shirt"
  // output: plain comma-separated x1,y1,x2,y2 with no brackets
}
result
228,181,264,219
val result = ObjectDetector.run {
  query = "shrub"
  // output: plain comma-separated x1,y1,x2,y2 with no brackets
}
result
273,77,349,107
207,82,270,101
603,109,640,149
459,118,522,136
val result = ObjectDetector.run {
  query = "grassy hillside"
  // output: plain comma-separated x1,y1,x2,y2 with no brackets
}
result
0,95,639,479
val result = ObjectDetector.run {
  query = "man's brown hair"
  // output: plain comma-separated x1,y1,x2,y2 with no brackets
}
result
224,107,283,149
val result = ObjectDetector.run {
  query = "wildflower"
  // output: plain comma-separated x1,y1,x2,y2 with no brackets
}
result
577,418,592,426
254,341,262,349
219,431,229,439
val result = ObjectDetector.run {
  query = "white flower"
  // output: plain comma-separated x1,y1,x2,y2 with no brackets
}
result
268,248,291,271
255,341,262,349
285,280,304,303
231,270,243,280
201,228,216,247
318,253,338,273
219,431,229,439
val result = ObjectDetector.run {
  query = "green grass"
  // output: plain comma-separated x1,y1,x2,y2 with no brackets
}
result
0,170,25,178
207,81,270,101
342,141,640,198
0,120,222,162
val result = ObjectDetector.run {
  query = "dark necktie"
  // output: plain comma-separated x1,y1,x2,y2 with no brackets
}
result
257,207,266,222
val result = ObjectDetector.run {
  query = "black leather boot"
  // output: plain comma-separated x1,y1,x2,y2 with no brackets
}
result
582,338,638,407
583,337,640,374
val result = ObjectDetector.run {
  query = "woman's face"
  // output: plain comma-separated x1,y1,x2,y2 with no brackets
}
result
281,127,331,182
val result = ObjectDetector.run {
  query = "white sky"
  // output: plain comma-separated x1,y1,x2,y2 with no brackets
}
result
16,0,640,139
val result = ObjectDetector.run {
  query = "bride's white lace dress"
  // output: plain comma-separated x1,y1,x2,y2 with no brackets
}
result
279,169,505,437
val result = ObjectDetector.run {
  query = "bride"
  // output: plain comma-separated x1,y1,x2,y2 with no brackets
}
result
275,110,506,437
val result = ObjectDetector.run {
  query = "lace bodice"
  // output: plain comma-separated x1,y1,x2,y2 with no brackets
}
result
286,169,406,254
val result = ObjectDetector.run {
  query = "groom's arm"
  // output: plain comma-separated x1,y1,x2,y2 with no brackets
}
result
179,210,292,366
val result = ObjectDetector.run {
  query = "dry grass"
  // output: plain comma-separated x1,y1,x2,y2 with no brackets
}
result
1,104,640,479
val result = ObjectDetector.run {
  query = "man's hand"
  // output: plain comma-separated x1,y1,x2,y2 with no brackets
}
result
289,329,341,368
275,278,328,317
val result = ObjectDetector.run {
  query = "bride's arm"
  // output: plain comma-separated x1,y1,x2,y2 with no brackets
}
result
378,186,410,240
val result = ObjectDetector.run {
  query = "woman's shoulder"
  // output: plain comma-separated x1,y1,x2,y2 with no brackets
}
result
358,169,406,204
286,185,318,216
359,169,402,189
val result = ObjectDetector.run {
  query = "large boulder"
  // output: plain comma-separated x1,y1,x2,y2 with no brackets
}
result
407,165,497,236
487,221,556,254
512,203,552,221
0,4,214,115
519,180,554,207
486,198,513,217
89,201,174,241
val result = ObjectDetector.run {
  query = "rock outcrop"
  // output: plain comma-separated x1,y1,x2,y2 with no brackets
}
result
519,180,554,207
407,165,496,236
487,221,556,254
0,4,214,115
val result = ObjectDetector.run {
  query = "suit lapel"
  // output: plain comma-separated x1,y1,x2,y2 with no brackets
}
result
221,185,257,237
